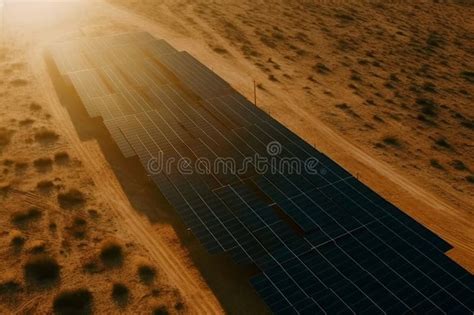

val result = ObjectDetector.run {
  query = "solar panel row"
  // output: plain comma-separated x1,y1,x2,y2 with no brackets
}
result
50,32,473,314
159,51,232,99
116,87,474,314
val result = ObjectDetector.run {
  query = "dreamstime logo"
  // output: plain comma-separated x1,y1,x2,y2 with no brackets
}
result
146,141,326,177
267,141,282,156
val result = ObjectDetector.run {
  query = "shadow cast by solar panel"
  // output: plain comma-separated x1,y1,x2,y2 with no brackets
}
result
44,53,271,315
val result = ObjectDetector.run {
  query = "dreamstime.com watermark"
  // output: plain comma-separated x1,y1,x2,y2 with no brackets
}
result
146,141,328,176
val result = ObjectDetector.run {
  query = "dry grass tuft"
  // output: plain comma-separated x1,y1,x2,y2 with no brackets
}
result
430,159,444,170
66,216,87,239
0,183,11,198
451,160,468,171
0,273,22,295
9,230,26,247
100,240,124,267
466,175,474,184
24,255,60,287
15,161,28,174
53,288,93,315
416,98,438,117
3,159,14,167
111,283,129,307
152,305,169,315
0,127,14,150
27,240,47,254
19,118,35,126
10,78,29,86
174,301,185,312
82,256,103,274
34,128,59,145
460,70,474,83
382,136,401,148
313,62,330,74
54,152,70,165
434,138,452,150
137,262,156,285
212,46,229,55
57,189,86,209
29,102,42,111
37,180,54,194
33,157,53,172
11,207,42,228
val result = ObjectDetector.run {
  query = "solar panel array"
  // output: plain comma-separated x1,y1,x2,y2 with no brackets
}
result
51,32,474,314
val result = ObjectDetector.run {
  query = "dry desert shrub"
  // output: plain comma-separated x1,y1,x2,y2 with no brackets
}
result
10,78,29,87
466,175,474,184
174,301,185,312
434,138,452,150
81,256,103,274
9,230,26,247
100,240,124,267
53,288,93,315
416,98,438,117
29,102,42,111
11,207,42,228
0,128,14,150
111,283,129,307
137,262,156,285
3,159,14,167
87,209,99,219
14,161,28,173
451,160,468,171
33,157,53,172
24,255,60,287
430,159,444,170
34,128,59,145
36,180,54,194
27,240,47,254
212,46,229,55
0,183,11,197
460,70,474,83
152,305,169,315
57,189,85,209
19,118,35,126
313,62,330,74
382,136,401,148
54,152,70,165
66,216,87,239
0,273,22,296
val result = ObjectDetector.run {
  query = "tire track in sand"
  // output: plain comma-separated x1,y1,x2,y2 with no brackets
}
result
30,45,224,315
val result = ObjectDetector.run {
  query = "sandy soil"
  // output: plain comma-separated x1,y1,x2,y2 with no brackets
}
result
106,0,474,271
0,1,227,314
0,0,472,314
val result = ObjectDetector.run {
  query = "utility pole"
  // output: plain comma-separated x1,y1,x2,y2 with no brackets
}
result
1,0,4,48
253,79,257,106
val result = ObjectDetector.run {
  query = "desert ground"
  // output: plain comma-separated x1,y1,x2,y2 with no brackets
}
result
0,0,472,314
108,0,474,266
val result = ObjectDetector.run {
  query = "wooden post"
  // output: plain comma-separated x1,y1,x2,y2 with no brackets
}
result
1,0,4,48
253,79,257,106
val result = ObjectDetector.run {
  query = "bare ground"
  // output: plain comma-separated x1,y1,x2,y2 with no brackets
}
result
0,0,473,314
0,1,226,314
106,0,474,271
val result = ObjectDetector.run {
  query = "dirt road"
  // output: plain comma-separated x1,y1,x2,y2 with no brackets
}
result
12,1,225,313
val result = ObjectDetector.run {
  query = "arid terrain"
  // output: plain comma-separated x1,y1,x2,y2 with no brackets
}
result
109,0,474,267
0,1,226,314
0,0,473,314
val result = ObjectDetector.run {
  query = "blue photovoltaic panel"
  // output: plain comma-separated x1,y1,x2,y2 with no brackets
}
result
158,51,232,99
50,31,474,315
